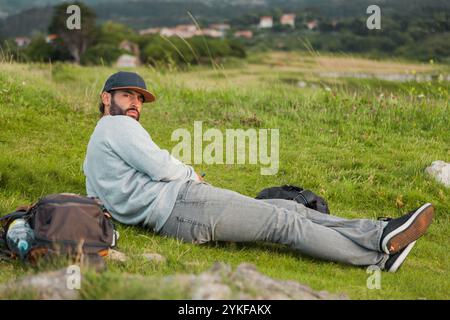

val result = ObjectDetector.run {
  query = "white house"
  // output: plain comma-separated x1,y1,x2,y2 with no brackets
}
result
209,23,230,31
307,20,318,30
197,28,224,38
14,37,31,47
116,54,139,68
139,28,160,36
259,16,273,29
280,14,296,27
234,30,253,39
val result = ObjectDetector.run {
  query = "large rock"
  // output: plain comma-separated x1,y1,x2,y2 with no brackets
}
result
0,269,80,300
0,262,348,300
142,253,166,264
190,262,348,300
426,160,450,187
107,249,128,262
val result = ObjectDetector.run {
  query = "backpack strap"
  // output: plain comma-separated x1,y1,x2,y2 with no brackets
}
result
0,210,29,224
293,190,317,206
0,201,37,224
0,200,36,217
281,185,304,192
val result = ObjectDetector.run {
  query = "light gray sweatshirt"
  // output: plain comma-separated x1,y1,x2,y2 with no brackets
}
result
83,115,199,232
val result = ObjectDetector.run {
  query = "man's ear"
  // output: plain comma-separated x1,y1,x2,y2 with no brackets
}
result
101,92,112,106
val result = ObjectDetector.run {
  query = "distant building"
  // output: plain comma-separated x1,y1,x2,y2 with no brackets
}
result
45,34,58,43
198,28,224,38
209,23,230,31
119,40,140,57
175,24,197,33
159,27,174,37
14,37,31,47
139,28,160,36
259,16,273,29
117,40,140,67
160,25,197,38
306,20,318,30
280,14,296,27
139,24,224,39
234,30,253,39
116,54,139,68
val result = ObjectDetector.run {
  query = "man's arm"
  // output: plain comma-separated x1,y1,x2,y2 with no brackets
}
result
106,116,200,182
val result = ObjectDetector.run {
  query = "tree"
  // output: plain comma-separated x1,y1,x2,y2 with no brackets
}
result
80,44,123,66
48,2,97,63
25,35,54,62
96,21,137,47
0,39,27,62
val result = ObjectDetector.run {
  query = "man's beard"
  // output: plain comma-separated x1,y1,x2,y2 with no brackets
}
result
109,99,140,121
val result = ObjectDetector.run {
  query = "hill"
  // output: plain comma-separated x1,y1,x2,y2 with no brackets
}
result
1,0,449,36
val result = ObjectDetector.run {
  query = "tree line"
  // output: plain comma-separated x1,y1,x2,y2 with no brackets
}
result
0,2,246,67
1,1,448,64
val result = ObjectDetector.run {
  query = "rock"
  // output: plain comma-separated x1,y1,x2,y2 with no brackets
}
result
228,263,347,300
426,160,450,187
142,253,166,263
191,282,232,300
166,262,348,300
108,249,127,262
0,262,349,300
0,268,80,300
297,81,307,88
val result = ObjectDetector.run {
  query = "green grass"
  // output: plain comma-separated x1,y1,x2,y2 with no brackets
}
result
0,53,449,299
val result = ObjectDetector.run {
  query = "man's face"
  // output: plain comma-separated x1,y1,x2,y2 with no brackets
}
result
107,90,144,121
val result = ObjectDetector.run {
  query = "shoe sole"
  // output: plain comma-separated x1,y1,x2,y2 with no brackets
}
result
388,241,416,273
382,203,434,254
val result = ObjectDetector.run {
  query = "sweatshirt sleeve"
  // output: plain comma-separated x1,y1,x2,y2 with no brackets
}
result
105,116,199,182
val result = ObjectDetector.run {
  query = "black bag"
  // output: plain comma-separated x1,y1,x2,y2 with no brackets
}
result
255,185,330,214
0,193,118,263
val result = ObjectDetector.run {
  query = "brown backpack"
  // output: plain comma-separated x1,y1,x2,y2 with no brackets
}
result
0,193,118,263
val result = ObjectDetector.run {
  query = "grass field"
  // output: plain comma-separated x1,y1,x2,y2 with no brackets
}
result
0,52,449,299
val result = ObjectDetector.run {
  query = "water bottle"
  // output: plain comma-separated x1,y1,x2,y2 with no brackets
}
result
6,218,35,260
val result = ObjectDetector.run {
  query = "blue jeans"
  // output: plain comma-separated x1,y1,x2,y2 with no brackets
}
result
159,180,389,268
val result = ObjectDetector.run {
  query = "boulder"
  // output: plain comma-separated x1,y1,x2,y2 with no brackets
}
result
142,253,166,263
0,269,79,300
107,249,128,262
426,160,450,187
0,262,349,300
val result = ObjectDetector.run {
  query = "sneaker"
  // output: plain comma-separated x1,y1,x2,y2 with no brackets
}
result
384,241,416,272
380,203,434,254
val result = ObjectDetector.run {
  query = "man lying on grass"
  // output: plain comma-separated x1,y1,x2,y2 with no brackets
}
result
83,71,434,273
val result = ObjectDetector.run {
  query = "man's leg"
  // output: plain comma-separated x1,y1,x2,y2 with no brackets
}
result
159,181,389,268
259,198,388,252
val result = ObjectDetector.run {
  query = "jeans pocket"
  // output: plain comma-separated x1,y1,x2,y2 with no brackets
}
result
175,216,211,244
183,180,209,203
177,180,194,201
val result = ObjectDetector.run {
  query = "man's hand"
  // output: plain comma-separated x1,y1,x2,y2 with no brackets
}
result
196,172,205,181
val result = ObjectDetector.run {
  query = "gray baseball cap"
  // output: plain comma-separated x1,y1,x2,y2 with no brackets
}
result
102,71,155,103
